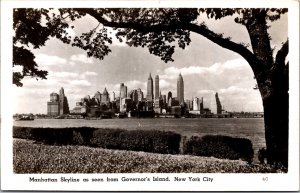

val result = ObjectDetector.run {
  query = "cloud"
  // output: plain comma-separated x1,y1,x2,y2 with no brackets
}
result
80,71,98,79
219,86,250,94
125,80,146,91
113,80,146,93
68,79,91,87
159,79,173,89
201,86,263,112
162,58,247,79
70,54,94,64
197,89,215,94
65,27,76,38
35,54,67,66
48,71,78,78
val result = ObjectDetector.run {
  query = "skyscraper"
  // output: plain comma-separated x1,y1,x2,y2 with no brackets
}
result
167,91,172,104
177,73,184,105
193,97,200,111
215,93,222,114
120,83,127,99
211,92,222,114
112,91,115,101
146,73,153,101
47,93,59,116
59,87,69,115
48,87,69,116
101,88,110,104
94,91,101,104
137,88,144,101
200,97,204,114
155,75,159,99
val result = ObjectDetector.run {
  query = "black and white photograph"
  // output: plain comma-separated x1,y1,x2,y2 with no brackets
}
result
1,0,299,191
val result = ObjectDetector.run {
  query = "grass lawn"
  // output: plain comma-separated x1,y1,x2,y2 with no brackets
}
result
13,139,286,173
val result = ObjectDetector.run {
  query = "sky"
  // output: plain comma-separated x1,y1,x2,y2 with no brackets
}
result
12,11,288,114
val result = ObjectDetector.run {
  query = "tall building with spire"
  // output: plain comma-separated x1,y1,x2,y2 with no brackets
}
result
155,75,159,99
146,73,154,101
177,73,184,105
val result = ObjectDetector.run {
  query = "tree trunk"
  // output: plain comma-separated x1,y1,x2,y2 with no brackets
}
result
245,10,289,168
262,88,288,167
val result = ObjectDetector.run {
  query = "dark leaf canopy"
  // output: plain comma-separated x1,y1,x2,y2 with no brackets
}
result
13,46,48,87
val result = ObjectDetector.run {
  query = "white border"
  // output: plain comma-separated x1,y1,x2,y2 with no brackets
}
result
1,0,299,191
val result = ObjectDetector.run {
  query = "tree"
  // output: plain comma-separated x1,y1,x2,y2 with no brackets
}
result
13,8,289,167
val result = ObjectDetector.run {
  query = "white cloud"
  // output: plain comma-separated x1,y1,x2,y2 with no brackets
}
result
80,71,98,79
209,86,263,112
219,86,250,94
68,61,76,66
159,79,172,89
197,89,215,94
162,58,248,79
70,54,94,64
69,79,91,86
35,54,67,66
125,80,146,91
48,71,78,79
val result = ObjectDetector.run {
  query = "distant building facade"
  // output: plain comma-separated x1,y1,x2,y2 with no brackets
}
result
193,97,204,113
120,83,127,99
167,91,172,104
211,92,222,114
101,88,110,104
137,88,144,101
146,73,154,101
47,87,69,116
215,93,222,114
155,75,159,99
177,73,184,105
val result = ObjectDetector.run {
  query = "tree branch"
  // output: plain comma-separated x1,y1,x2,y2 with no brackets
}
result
184,23,261,72
75,8,261,72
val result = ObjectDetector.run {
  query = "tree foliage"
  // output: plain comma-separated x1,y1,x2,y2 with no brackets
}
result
13,8,288,86
13,8,81,86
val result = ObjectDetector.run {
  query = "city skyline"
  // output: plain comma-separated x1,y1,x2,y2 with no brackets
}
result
11,13,287,114
46,72,229,117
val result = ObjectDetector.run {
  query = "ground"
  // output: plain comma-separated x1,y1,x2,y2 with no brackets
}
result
13,139,286,173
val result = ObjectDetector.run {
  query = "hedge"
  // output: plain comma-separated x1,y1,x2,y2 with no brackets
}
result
13,126,181,154
13,126,254,162
183,135,254,163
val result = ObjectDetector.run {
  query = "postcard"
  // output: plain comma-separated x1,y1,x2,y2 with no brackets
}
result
1,0,299,191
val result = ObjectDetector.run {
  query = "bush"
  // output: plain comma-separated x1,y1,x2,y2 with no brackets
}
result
90,128,124,149
13,126,33,139
118,130,181,154
90,129,181,154
12,126,181,154
30,128,73,145
72,127,96,145
183,135,254,163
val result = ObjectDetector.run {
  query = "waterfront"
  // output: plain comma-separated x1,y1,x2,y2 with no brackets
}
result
14,117,265,162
